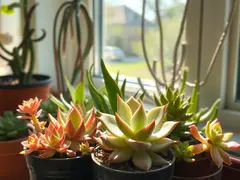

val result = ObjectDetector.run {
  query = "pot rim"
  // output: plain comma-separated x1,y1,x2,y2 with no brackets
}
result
27,153,88,161
91,147,175,174
0,74,51,89
0,136,27,145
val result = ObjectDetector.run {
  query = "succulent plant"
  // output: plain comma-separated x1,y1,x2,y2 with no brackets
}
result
17,97,44,133
0,111,28,141
40,100,58,118
154,70,220,139
50,106,97,152
173,141,195,163
94,95,178,171
18,97,97,158
189,119,240,168
87,60,145,115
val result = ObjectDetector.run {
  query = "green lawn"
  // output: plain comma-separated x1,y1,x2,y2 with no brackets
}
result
105,61,152,80
105,60,172,81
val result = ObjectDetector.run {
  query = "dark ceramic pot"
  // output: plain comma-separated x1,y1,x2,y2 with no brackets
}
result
25,154,93,180
91,149,175,180
0,74,51,115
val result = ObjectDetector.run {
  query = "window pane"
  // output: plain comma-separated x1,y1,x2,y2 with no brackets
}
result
103,0,186,82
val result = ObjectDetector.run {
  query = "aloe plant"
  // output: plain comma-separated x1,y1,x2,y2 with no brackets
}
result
0,111,28,141
94,95,178,171
87,59,145,115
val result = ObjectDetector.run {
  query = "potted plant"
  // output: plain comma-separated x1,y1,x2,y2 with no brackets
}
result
0,0,50,115
154,69,220,141
173,119,240,179
17,97,97,180
92,95,178,180
0,111,29,180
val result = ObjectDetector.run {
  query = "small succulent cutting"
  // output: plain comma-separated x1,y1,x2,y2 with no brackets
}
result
0,111,28,141
173,141,195,163
189,119,240,168
94,95,179,171
18,97,97,158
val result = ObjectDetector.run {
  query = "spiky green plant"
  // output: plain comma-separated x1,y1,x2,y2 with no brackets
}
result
94,95,178,171
154,69,220,139
0,111,28,141
173,141,195,163
87,59,145,115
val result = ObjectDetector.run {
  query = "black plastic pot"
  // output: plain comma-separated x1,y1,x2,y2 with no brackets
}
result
91,150,175,180
25,154,93,180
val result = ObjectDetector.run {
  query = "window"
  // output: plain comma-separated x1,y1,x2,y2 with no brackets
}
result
95,0,187,84
92,0,240,134
0,0,21,76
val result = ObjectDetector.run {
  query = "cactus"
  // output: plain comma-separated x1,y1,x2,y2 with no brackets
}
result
0,111,28,141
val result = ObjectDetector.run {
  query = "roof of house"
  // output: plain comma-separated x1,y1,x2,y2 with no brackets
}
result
105,5,156,27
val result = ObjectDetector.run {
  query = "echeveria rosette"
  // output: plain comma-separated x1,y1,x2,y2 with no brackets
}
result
189,119,240,168
20,134,42,155
95,95,179,171
39,119,75,158
54,106,97,152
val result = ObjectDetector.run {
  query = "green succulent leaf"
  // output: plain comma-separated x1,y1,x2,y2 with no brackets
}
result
135,120,155,140
86,65,111,114
65,76,76,103
121,79,127,100
74,81,85,104
117,95,132,125
98,113,123,137
130,102,147,132
180,68,188,94
132,151,152,171
187,82,199,114
139,90,146,100
126,97,140,114
150,138,176,152
150,121,179,140
160,93,168,105
199,99,220,123
108,148,133,163
115,113,134,138
49,94,68,112
149,152,168,166
166,86,174,102
101,59,123,113
154,94,161,106
126,139,151,151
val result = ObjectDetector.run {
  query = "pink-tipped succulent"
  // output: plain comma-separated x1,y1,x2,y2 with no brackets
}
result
189,119,240,168
94,95,179,171
18,98,97,158
20,133,42,155
39,119,74,158
17,97,43,133
50,106,97,152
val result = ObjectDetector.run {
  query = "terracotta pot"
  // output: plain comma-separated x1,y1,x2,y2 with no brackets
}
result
0,74,51,115
0,137,29,180
222,156,240,180
173,154,212,177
